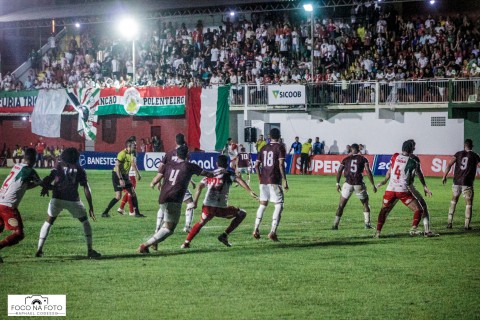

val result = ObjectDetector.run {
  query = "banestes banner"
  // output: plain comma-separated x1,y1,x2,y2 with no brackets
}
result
267,85,306,105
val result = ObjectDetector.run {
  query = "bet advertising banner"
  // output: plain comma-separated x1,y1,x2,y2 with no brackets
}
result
0,90,38,113
267,85,306,105
97,86,186,116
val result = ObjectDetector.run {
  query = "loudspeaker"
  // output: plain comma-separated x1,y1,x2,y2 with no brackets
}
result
244,127,257,143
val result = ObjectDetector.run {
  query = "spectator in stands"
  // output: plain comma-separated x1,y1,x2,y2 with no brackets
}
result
12,145,24,164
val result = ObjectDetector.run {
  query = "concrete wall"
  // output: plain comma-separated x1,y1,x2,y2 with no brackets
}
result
236,110,464,155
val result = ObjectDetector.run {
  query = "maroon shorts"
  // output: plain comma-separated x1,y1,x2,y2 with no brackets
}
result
202,205,240,220
0,204,24,232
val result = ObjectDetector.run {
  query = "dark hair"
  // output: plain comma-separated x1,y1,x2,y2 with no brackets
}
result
24,148,37,165
217,155,228,168
270,128,281,140
402,140,414,153
465,139,473,149
351,143,359,152
241,147,246,152
407,139,416,147
127,136,136,142
177,145,189,159
61,147,80,164
176,133,185,145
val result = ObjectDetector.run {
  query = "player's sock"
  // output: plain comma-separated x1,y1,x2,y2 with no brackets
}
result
363,211,370,225
448,201,457,224
185,203,195,229
333,215,341,228
271,204,283,234
465,205,472,229
254,205,267,231
145,227,173,246
120,193,128,210
37,221,52,252
185,222,204,242
412,209,423,228
422,213,430,233
226,210,246,234
127,194,134,214
81,220,93,250
376,209,388,232
155,208,164,232
104,198,119,214
131,196,140,215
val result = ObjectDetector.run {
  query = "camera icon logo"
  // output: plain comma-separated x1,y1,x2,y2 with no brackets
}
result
25,295,49,305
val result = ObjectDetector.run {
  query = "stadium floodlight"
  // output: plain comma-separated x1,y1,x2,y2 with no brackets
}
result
75,22,80,28
117,16,139,84
429,0,435,4
304,4,314,82
230,11,235,17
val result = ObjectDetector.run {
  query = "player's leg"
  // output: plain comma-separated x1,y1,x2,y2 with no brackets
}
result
118,190,128,215
219,208,247,247
410,185,432,233
139,203,181,253
360,197,372,229
127,176,137,216
269,185,285,241
183,191,195,232
36,198,65,257
447,186,461,228
67,200,101,257
182,207,214,248
375,192,396,237
126,185,144,217
333,183,353,229
0,207,25,250
254,184,269,239
102,172,123,218
463,187,474,230
402,195,426,236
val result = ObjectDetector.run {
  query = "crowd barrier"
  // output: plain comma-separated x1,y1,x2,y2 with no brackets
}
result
78,152,479,178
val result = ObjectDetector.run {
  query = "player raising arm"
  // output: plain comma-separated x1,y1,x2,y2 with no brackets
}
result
181,155,258,248
333,143,377,230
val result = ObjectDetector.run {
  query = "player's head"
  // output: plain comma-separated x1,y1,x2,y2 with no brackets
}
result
294,136,299,141
176,133,185,146
125,140,136,153
61,147,80,165
270,128,281,140
227,138,232,145
402,140,415,154
407,139,416,151
241,147,246,152
127,135,136,142
464,139,473,150
351,143,359,153
217,155,228,168
24,148,37,167
308,138,312,143
176,145,189,160
315,137,319,142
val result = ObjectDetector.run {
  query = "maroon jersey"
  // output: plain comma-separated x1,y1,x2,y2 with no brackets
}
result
342,154,369,185
257,142,286,185
159,160,203,203
237,152,251,168
49,161,88,201
161,149,178,167
453,150,480,186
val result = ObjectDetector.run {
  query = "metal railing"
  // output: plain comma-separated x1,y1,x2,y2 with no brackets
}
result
228,78,480,108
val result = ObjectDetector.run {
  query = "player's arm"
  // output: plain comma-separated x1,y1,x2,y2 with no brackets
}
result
255,160,262,181
377,167,391,188
132,157,141,181
279,158,289,190
150,172,164,188
82,181,96,221
192,182,206,209
190,179,196,189
235,175,258,200
200,170,216,178
114,158,125,188
416,162,432,197
27,170,44,190
365,163,377,193
442,156,456,185
335,164,344,193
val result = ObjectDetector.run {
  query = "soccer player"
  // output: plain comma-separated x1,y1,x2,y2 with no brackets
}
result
35,148,101,258
236,146,252,186
333,143,377,230
0,148,42,263
154,133,197,236
442,139,480,230
223,138,238,171
181,155,258,248
137,145,213,254
101,139,144,218
253,128,289,241
117,145,142,216
300,138,312,174
375,140,437,237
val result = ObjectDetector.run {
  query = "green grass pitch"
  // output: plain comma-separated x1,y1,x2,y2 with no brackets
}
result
0,168,479,319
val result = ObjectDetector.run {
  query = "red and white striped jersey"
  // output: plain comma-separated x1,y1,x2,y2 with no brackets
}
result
0,164,41,208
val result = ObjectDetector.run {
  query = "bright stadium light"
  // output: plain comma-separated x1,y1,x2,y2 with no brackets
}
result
230,11,235,17
118,16,139,84
75,22,80,28
303,4,313,11
429,0,435,4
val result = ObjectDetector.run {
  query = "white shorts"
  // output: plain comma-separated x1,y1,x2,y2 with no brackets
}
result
259,184,284,204
48,198,87,219
183,189,193,202
453,185,474,200
237,167,249,174
341,183,368,200
159,202,183,224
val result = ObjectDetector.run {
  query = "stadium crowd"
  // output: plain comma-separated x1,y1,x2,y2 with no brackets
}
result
1,5,480,97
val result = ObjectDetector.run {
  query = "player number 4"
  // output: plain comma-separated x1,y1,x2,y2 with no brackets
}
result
394,165,401,179
169,169,179,186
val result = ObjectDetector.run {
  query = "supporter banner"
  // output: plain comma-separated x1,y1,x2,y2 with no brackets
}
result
97,86,186,116
66,88,100,141
0,90,38,113
267,85,306,105
290,154,374,175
